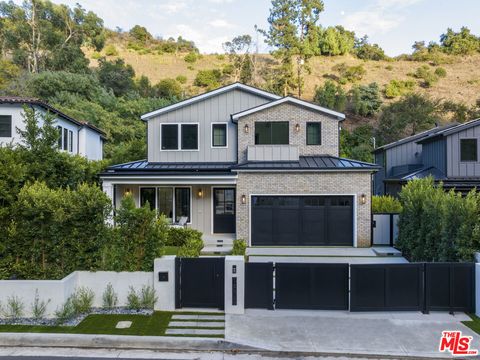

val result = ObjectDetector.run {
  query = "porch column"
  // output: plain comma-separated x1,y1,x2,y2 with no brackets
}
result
102,180,114,224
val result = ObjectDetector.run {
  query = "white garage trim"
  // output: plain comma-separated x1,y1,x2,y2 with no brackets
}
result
248,194,358,248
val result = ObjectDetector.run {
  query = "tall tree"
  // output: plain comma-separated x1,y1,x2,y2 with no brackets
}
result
262,0,324,97
223,35,252,83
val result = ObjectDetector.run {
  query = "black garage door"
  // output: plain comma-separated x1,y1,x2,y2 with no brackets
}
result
251,196,353,246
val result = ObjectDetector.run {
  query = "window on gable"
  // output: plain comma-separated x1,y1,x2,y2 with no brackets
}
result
69,130,73,152
63,128,68,151
57,126,63,149
0,115,12,137
460,139,478,162
181,124,198,150
255,121,289,145
306,122,321,145
161,124,178,150
212,123,227,147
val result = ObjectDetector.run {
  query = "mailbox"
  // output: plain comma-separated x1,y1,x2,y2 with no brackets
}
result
158,272,169,282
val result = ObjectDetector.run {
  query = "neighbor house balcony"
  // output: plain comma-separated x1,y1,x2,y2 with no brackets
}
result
247,145,299,162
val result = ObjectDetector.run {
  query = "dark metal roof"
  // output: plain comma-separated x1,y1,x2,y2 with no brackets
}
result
417,118,480,144
373,124,458,153
233,156,380,171
0,96,106,136
384,166,446,182
101,160,237,176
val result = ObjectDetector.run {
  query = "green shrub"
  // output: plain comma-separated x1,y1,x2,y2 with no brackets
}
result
349,83,382,117
31,289,50,320
354,36,386,61
54,297,75,324
415,65,439,88
333,63,366,83
385,65,393,71
176,75,187,84
216,54,225,60
71,287,94,314
372,195,402,213
313,81,347,112
184,52,198,63
177,232,204,258
140,285,157,309
194,69,222,88
153,78,182,99
91,51,102,59
232,239,247,256
102,283,118,309
187,65,195,71
104,44,118,56
3,295,24,320
384,79,416,98
126,286,141,310
434,67,447,78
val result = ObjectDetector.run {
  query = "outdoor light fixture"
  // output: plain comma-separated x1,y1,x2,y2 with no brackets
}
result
295,123,300,132
124,188,131,196
197,188,203,198
241,194,247,204
361,194,366,205
244,124,249,134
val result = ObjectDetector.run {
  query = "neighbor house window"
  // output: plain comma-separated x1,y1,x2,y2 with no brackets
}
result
0,115,12,137
69,130,73,152
255,121,289,145
212,123,227,147
140,187,156,210
63,128,68,151
460,139,478,161
157,187,191,223
181,124,198,150
57,126,63,149
306,122,321,145
161,124,178,150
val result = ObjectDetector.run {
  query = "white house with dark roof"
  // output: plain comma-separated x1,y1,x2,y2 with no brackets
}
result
0,97,105,161
100,83,379,252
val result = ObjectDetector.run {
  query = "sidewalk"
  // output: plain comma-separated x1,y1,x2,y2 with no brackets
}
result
225,309,479,359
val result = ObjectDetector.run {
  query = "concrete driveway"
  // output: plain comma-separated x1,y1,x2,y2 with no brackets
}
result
226,310,480,358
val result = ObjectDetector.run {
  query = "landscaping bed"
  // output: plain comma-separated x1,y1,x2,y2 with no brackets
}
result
463,314,480,335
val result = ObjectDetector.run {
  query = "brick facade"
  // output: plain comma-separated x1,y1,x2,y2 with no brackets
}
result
236,172,372,248
237,102,340,163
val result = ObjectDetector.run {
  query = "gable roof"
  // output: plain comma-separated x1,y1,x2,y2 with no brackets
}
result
140,82,281,121
373,123,458,153
417,118,480,144
230,96,345,121
0,96,106,136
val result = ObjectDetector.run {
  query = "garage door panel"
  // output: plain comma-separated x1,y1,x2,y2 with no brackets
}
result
251,195,353,246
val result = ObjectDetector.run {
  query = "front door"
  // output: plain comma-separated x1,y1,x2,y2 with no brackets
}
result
213,188,236,234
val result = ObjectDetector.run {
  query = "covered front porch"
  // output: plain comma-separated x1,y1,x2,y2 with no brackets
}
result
100,160,239,253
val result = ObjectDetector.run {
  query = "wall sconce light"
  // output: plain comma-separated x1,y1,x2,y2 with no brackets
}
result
124,188,131,196
197,188,203,198
241,194,247,204
244,124,249,134
360,194,366,205
295,123,300,132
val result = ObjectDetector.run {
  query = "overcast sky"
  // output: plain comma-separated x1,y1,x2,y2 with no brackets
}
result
15,0,480,55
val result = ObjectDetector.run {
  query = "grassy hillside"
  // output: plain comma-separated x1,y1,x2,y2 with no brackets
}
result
85,39,480,108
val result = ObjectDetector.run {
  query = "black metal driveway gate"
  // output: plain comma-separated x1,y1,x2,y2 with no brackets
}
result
175,257,224,309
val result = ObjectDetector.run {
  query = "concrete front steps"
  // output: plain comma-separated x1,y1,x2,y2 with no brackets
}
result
201,236,234,255
165,314,225,337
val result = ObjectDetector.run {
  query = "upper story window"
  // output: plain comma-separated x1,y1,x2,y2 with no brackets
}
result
460,138,478,162
0,115,12,137
212,123,227,147
255,121,289,145
161,123,199,151
306,122,321,145
57,126,74,153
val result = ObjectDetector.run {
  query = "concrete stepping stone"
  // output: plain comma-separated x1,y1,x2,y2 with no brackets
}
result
165,328,224,336
168,321,225,328
115,321,132,329
171,314,225,321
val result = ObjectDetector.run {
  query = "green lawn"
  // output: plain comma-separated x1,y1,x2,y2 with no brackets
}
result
463,314,480,334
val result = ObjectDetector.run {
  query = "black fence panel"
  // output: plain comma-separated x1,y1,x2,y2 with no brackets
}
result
175,257,225,309
276,263,349,310
245,262,274,309
350,264,424,311
425,263,475,313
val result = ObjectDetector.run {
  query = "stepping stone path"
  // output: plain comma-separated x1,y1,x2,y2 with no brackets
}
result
115,321,132,329
165,314,225,337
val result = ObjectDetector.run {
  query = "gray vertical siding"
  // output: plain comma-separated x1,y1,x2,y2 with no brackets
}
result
447,125,480,177
147,89,271,163
422,138,446,174
385,141,423,174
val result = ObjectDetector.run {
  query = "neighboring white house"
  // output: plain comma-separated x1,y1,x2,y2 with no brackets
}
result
0,97,105,161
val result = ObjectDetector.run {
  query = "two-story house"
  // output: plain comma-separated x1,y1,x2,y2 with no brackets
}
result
0,97,105,160
100,83,379,250
374,118,480,195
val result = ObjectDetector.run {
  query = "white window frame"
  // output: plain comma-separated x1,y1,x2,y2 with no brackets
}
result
138,185,193,224
211,122,228,149
160,123,200,152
